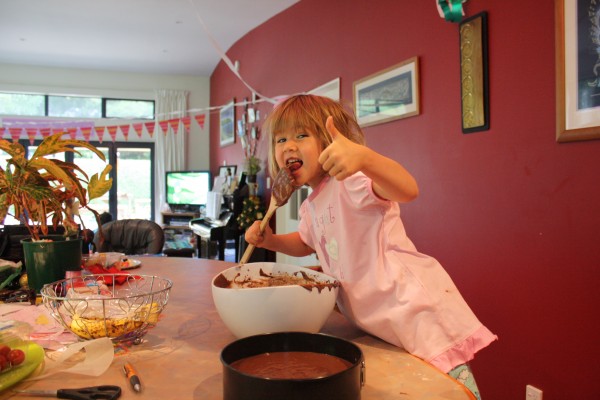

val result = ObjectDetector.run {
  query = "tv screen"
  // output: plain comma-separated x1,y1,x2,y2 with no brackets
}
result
166,170,212,207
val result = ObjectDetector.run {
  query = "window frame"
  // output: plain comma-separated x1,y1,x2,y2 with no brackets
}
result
18,139,156,222
0,92,155,120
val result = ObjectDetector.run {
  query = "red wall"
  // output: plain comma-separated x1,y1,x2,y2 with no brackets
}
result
210,1,600,398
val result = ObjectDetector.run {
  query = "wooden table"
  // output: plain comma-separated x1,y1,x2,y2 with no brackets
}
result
2,257,474,399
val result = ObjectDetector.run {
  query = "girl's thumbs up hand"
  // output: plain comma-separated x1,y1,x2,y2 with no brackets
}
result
318,116,365,180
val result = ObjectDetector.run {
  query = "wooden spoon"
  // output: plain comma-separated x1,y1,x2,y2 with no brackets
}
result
239,166,299,265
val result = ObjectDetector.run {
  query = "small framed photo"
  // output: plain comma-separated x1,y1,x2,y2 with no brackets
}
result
353,57,420,127
247,108,256,123
237,120,245,136
219,100,235,147
219,165,237,179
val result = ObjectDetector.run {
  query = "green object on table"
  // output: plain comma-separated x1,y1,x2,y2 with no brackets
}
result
0,341,44,392
22,236,82,293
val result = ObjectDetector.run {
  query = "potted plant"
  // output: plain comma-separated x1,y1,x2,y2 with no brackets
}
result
243,155,262,183
0,132,112,292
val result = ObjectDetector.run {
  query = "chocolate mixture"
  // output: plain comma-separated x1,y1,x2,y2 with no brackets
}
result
272,165,298,206
230,351,352,379
214,269,339,293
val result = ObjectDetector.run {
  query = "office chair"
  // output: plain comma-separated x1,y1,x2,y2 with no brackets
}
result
94,219,165,255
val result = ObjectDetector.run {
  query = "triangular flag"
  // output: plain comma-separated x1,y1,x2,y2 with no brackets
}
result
26,128,38,144
158,120,169,135
9,127,22,142
181,116,191,133
194,114,206,129
144,122,155,138
168,118,180,134
94,126,105,143
133,123,144,138
40,128,51,138
81,126,92,142
107,126,118,142
67,127,78,140
52,128,63,137
119,125,130,141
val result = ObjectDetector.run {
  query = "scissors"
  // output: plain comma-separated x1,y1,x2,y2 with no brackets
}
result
13,385,121,400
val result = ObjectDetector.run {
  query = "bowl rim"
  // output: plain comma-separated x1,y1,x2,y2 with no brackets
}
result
40,274,173,301
211,262,339,291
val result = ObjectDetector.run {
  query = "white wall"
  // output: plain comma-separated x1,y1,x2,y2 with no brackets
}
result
0,63,211,170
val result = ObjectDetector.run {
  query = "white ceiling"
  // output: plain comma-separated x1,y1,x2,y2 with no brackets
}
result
0,0,299,76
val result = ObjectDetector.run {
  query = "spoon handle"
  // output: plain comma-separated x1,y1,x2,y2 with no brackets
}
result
239,199,278,265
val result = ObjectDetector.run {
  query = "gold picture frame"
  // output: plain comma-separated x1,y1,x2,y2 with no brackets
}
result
353,57,420,127
556,0,600,142
459,11,489,133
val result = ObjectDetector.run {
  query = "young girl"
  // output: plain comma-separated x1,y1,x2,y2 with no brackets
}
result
245,94,497,399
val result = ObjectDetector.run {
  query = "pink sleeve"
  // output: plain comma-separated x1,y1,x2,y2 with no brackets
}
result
344,173,387,210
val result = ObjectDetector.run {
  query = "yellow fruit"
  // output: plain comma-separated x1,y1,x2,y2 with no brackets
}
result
70,315,142,339
136,302,161,324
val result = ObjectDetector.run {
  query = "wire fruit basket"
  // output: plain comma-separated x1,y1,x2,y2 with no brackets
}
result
41,274,172,344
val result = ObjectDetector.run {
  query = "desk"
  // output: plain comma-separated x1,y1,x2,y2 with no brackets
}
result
2,257,474,399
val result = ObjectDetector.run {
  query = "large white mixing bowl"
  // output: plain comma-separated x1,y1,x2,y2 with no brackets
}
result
212,262,339,338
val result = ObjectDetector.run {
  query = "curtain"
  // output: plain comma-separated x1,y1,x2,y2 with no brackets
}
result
154,89,188,224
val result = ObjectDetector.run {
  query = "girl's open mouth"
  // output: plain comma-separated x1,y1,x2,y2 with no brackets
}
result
286,159,303,172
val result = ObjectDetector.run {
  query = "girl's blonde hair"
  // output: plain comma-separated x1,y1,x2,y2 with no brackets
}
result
263,94,365,175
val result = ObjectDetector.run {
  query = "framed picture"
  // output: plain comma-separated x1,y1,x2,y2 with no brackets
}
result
459,11,489,133
219,165,237,179
353,57,420,127
219,100,235,146
218,165,237,194
556,0,600,142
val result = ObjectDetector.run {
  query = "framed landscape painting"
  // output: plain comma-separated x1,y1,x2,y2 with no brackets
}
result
353,57,420,127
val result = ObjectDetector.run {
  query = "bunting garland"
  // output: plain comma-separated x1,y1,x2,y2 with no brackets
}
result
133,123,143,138
194,114,206,129
181,116,191,133
94,126,105,143
144,121,156,138
167,118,180,134
81,126,92,142
0,113,208,143
26,128,37,144
119,125,130,141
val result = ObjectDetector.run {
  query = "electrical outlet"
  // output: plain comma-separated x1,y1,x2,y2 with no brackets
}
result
526,385,543,400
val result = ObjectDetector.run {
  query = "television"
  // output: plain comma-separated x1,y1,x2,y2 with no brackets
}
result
166,170,212,211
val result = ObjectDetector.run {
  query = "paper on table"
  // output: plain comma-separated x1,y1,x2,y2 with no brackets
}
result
28,337,115,380
0,304,75,349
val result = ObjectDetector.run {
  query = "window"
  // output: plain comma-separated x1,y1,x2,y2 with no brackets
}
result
48,95,102,118
0,92,154,120
105,99,154,119
72,142,155,225
0,93,45,116
0,140,155,228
